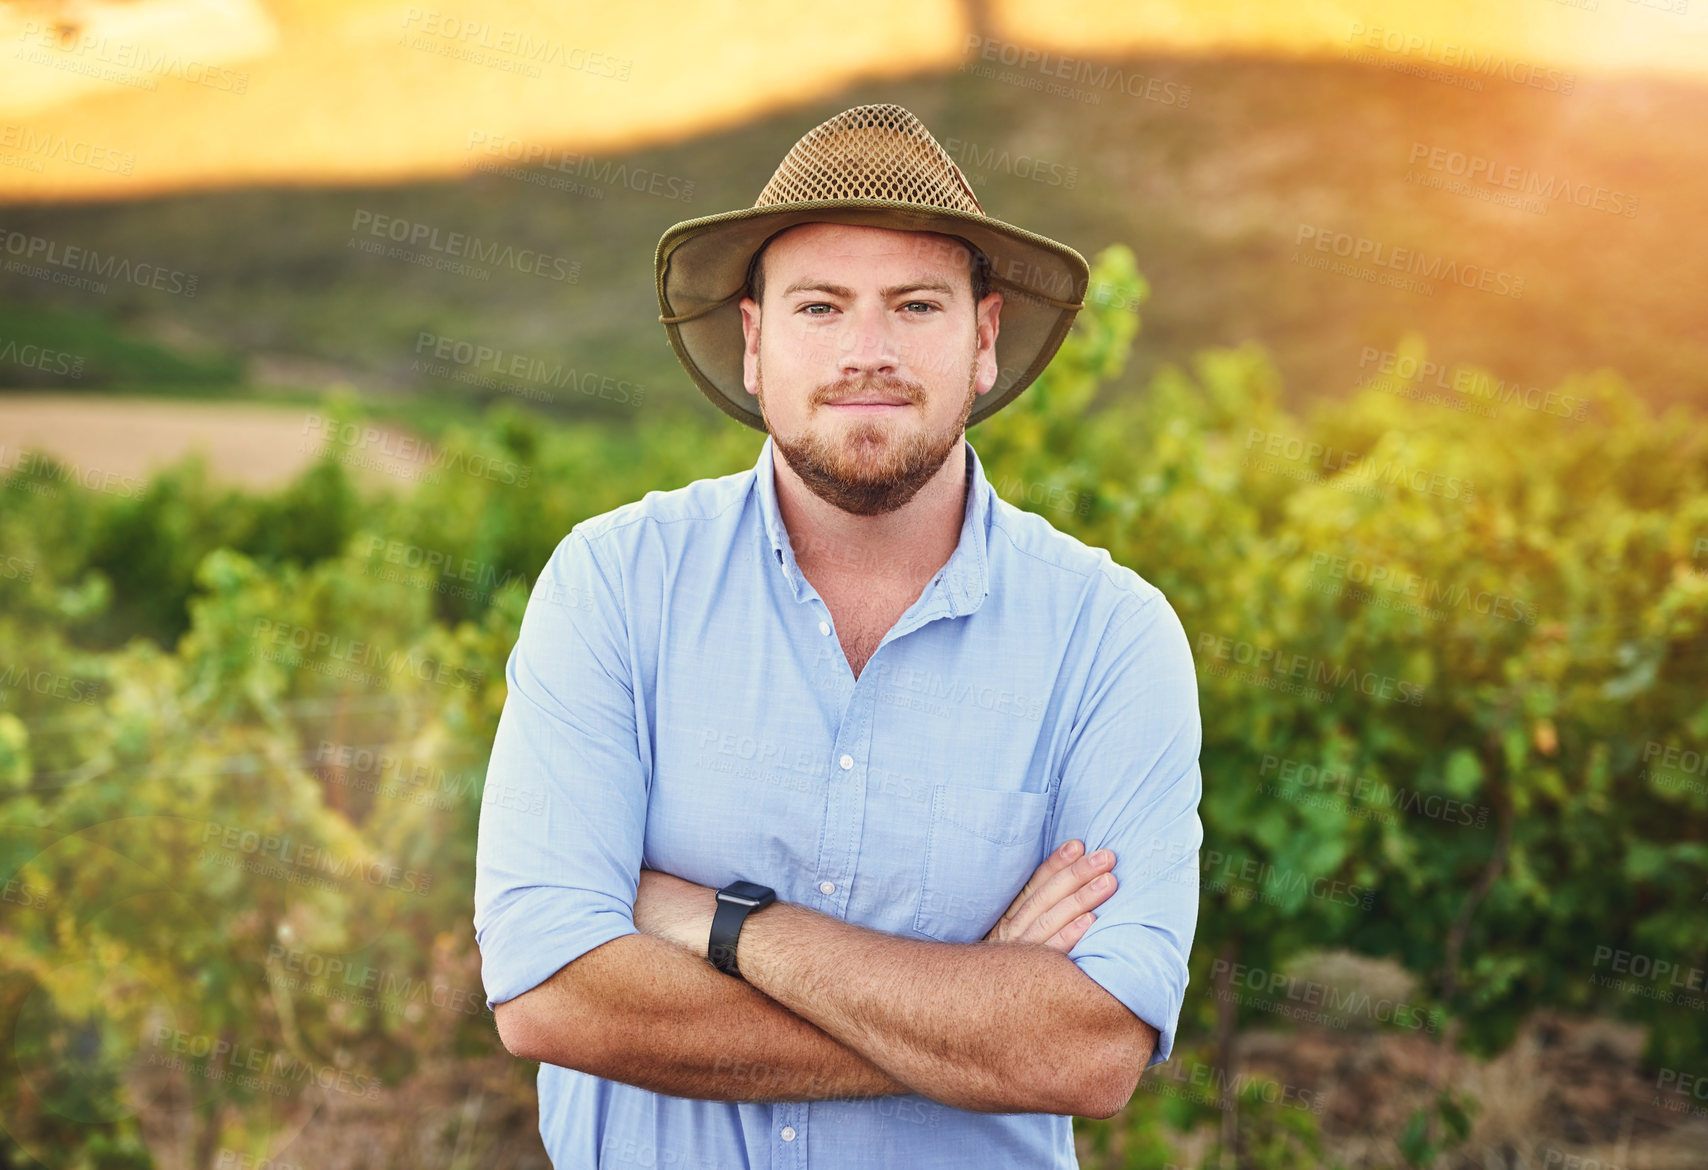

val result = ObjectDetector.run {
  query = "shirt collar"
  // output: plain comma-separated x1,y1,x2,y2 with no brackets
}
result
753,432,992,618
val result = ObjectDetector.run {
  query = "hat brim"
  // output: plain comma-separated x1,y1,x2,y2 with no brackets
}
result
655,199,1090,433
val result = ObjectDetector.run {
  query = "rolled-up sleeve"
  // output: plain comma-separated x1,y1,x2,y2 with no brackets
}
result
1055,589,1203,1067
474,528,647,1010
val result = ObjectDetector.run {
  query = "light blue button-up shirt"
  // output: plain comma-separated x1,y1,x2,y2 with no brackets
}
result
474,434,1203,1169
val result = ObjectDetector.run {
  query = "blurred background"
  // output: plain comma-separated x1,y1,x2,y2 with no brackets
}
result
1,0,1705,1167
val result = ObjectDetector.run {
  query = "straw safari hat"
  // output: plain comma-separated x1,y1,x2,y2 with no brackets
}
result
655,103,1090,433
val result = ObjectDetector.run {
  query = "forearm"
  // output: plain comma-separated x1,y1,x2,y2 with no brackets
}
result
737,901,1123,1116
509,931,913,1102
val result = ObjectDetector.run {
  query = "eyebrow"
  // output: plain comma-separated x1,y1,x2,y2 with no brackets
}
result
780,279,959,299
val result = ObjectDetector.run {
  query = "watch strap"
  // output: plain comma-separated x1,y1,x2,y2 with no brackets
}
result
708,897,754,977
708,883,774,977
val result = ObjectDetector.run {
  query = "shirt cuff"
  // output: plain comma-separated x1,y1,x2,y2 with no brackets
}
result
477,897,641,1011
1071,932,1188,1067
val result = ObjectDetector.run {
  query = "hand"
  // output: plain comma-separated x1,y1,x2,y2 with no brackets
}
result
633,868,720,955
984,839,1117,953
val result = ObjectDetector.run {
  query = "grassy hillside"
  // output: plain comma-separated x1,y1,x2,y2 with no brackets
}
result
1,54,1702,431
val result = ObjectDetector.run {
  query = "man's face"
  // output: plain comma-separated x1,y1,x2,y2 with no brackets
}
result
738,222,1003,517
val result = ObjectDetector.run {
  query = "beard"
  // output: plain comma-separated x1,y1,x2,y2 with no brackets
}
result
756,348,977,517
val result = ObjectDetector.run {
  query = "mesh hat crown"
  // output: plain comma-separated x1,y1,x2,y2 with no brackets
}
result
655,103,1090,432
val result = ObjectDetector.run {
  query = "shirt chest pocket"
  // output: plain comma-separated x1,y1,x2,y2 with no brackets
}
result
913,783,1054,942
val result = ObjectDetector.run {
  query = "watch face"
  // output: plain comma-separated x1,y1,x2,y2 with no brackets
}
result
719,880,775,907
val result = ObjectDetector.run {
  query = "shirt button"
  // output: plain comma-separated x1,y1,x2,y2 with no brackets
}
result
818,620,831,636
819,881,835,895
839,754,853,770
781,1126,796,1141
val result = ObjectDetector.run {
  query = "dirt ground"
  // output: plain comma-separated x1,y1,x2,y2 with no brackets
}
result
0,394,429,492
1082,1013,1708,1170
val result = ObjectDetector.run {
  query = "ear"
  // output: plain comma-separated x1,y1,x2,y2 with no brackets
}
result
972,291,1003,397
739,296,761,397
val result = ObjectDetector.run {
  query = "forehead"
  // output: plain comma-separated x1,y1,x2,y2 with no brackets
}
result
762,222,974,283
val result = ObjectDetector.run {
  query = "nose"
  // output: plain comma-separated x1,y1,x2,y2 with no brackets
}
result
835,309,902,381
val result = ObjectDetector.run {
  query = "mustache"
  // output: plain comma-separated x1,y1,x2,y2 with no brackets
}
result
813,373,926,407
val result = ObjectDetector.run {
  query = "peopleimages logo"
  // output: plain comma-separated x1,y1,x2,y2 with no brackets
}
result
940,137,1078,188
0,663,104,705
149,1027,381,1098
15,20,251,94
266,944,485,1015
0,335,85,378
302,415,532,486
348,210,580,283
411,331,645,406
1639,739,1708,797
363,536,531,595
960,35,1191,107
1295,224,1524,299
1309,551,1539,626
397,8,631,80
0,226,198,297
1197,632,1427,706
465,132,692,201
0,123,136,174
1589,945,1708,1004
1210,959,1444,1033
1342,22,1576,94
248,616,486,693
1258,755,1492,828
200,821,433,896
1201,849,1376,910
1142,1060,1324,1115
1243,428,1475,503
1356,347,1587,422
1407,143,1639,218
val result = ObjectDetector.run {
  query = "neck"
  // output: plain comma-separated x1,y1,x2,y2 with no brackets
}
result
771,440,969,587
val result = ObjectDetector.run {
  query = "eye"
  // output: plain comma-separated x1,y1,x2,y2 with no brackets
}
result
902,301,939,314
800,303,836,316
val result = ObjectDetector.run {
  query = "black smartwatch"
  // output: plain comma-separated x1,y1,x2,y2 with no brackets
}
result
709,880,776,978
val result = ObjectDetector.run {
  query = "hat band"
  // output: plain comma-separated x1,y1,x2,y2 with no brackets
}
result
988,273,1083,311
659,284,745,325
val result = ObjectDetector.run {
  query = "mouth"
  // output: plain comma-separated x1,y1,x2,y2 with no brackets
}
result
824,396,913,410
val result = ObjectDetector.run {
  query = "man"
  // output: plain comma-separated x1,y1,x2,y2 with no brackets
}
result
474,103,1202,1168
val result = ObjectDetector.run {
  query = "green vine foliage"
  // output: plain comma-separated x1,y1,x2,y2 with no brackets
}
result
1,245,1703,1166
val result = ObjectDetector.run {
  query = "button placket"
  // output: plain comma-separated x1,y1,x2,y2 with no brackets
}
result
815,750,856,917
772,1104,804,1167
815,672,874,925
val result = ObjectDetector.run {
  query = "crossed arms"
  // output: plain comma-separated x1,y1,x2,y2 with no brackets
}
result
493,842,1156,1120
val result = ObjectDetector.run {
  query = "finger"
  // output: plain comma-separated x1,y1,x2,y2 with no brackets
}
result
1000,839,1083,922
1044,911,1097,954
993,839,1084,930
1025,871,1117,945
1004,848,1115,941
